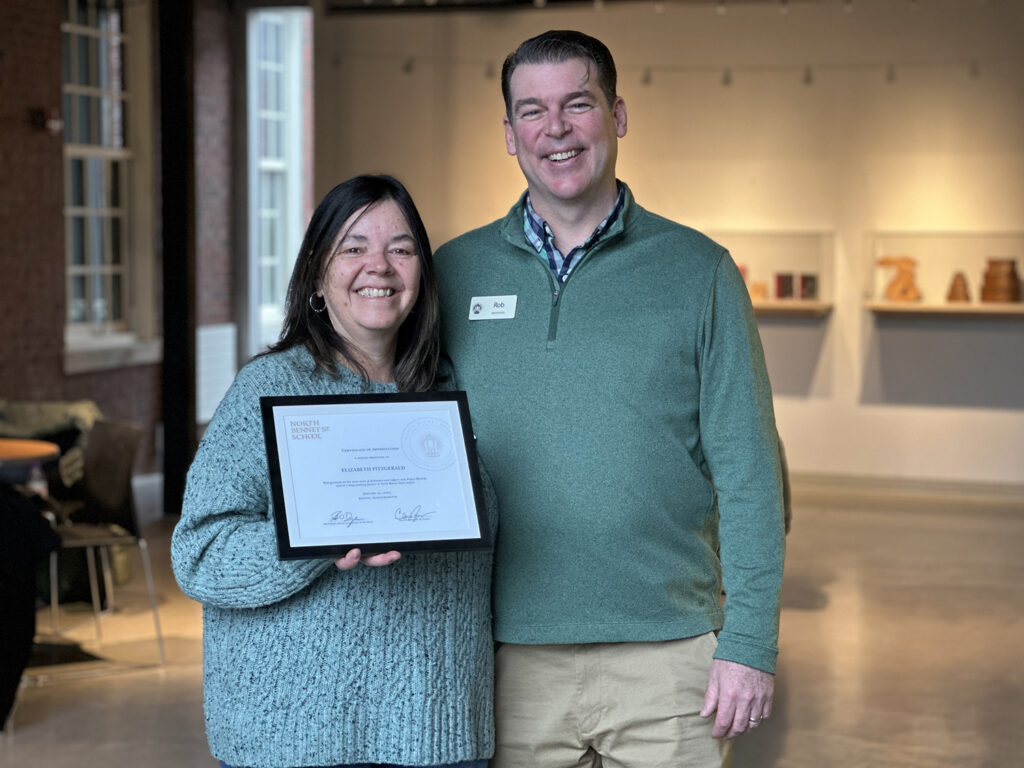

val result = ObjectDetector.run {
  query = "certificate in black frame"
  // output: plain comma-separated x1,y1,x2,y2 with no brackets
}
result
260,391,491,560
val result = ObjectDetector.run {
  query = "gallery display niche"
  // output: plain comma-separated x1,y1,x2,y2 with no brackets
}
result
708,230,835,318
865,232,1024,318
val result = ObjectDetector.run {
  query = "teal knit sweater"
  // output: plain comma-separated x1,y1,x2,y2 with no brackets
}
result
171,345,495,768
435,185,784,674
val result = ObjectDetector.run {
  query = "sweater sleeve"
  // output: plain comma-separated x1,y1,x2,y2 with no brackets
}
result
698,250,786,674
171,361,333,609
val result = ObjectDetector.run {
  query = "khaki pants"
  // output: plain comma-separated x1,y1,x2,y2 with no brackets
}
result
491,635,731,768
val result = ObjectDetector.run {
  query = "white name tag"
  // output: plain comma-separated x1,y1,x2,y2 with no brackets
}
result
468,295,517,320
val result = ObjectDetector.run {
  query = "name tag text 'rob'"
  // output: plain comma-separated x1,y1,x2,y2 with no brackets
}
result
468,295,517,321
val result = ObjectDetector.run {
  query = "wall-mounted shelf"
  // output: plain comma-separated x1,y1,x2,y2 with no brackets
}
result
867,231,1024,316
754,299,833,318
865,300,1024,318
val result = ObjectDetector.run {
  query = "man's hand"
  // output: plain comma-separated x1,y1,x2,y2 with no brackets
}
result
333,548,401,570
700,658,774,739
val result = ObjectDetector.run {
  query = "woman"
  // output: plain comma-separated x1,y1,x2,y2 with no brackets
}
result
171,175,495,768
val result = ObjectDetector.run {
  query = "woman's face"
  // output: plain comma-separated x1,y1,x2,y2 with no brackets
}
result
316,198,421,356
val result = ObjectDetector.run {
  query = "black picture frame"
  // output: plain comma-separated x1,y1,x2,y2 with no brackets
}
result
260,391,490,560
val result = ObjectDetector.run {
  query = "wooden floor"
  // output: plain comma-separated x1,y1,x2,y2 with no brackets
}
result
3,494,1023,767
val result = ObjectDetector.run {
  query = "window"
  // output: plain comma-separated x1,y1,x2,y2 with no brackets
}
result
62,0,158,371
246,8,312,355
63,0,129,329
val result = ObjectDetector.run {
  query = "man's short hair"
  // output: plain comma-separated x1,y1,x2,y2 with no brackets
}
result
501,30,618,118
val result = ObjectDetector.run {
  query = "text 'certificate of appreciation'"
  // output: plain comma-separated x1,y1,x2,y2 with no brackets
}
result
260,391,490,560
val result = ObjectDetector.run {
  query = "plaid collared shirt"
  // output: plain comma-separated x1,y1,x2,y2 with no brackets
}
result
523,183,626,283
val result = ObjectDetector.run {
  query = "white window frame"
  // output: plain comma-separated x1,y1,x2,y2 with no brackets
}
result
246,8,311,356
62,0,160,373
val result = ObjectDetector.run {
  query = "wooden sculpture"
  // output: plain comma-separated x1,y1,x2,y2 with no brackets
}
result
946,271,970,302
980,259,1021,303
878,255,922,302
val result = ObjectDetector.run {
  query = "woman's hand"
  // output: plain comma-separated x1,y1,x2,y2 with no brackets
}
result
333,548,401,570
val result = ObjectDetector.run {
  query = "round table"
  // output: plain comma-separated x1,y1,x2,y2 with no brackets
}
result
0,439,60,484
0,438,60,467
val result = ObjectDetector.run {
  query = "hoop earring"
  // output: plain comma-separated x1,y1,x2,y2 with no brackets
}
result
309,293,327,314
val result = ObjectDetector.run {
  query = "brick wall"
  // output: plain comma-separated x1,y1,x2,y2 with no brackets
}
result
0,3,66,402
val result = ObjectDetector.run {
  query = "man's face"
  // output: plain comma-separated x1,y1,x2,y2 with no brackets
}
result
503,57,627,216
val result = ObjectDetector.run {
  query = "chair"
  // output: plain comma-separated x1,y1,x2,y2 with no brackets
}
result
47,419,165,666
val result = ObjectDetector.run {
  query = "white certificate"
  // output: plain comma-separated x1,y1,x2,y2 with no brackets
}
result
260,392,490,559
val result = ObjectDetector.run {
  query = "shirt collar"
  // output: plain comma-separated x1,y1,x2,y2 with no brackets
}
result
522,182,626,278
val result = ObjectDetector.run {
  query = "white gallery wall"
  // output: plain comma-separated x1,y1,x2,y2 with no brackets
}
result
313,0,1024,489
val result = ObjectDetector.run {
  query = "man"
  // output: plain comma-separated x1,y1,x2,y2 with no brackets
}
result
435,30,785,768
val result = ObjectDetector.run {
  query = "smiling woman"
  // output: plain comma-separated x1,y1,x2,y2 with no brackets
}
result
271,174,441,393
315,198,422,382
171,175,496,768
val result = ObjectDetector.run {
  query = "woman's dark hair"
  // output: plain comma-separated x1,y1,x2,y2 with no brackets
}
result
501,30,618,119
268,174,440,392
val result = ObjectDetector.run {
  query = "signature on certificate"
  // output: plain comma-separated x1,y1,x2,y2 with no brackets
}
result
329,510,371,527
394,505,435,523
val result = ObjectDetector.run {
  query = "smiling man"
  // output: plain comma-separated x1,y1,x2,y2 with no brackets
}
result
435,30,786,768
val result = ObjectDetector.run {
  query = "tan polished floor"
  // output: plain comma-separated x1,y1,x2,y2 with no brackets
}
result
3,495,1023,767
